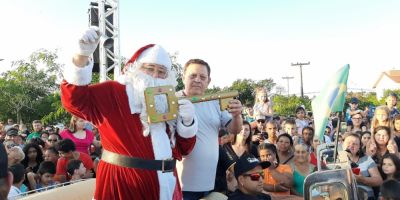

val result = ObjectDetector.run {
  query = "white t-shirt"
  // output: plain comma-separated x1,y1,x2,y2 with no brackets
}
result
176,95,232,192
8,185,21,200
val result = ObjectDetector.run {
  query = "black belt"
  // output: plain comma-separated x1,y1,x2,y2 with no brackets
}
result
101,149,176,173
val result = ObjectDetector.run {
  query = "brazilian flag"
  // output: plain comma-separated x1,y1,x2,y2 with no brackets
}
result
312,64,350,142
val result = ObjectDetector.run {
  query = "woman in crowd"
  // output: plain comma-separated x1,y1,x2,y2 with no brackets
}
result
45,134,60,149
7,146,25,166
259,143,293,196
21,143,44,174
222,121,258,160
392,115,400,149
309,137,320,167
368,126,399,165
60,116,99,154
40,131,50,144
360,131,372,153
380,153,400,181
343,133,383,199
276,133,294,164
290,144,314,197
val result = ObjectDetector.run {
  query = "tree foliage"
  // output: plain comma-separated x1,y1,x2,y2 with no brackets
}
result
228,78,276,105
272,95,312,117
0,49,62,123
170,52,184,91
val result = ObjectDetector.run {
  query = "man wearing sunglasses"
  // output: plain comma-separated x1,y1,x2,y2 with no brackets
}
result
229,153,271,200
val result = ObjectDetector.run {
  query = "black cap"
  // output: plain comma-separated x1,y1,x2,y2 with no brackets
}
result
350,97,359,104
234,153,270,179
388,93,398,99
6,128,19,136
0,144,8,178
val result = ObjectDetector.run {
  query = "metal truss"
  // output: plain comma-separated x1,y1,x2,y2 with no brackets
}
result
90,0,121,82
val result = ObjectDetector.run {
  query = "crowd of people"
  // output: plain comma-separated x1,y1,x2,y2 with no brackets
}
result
218,92,399,200
1,26,400,200
0,116,101,199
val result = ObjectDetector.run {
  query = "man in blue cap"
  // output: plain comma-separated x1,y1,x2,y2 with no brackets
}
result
345,97,365,125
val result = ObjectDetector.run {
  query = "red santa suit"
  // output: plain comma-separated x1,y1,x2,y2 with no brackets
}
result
61,44,197,200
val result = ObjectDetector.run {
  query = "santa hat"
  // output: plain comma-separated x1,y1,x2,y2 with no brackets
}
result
123,44,172,73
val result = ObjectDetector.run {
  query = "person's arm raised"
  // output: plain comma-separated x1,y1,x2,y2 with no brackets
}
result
227,99,243,134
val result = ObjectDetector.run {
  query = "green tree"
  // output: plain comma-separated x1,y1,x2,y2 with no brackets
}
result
0,49,62,123
205,85,223,94
170,52,184,91
228,78,276,105
272,95,311,117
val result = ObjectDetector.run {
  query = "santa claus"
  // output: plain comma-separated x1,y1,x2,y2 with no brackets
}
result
61,27,198,200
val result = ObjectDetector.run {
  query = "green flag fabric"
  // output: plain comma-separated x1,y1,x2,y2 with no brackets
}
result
311,64,350,142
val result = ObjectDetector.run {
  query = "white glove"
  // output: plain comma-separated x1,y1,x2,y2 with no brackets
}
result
178,99,195,126
78,26,100,56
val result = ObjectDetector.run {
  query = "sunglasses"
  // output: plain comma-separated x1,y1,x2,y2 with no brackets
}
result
257,119,265,123
242,171,264,181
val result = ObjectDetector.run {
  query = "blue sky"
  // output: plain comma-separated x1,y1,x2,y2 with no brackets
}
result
1,0,399,96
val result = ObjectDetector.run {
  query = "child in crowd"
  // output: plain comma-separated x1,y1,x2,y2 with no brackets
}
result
8,164,26,200
253,87,273,120
380,179,400,200
27,161,57,192
370,106,391,132
44,147,59,165
258,143,293,196
67,159,87,181
282,118,299,144
380,153,400,181
243,103,255,123
295,106,309,135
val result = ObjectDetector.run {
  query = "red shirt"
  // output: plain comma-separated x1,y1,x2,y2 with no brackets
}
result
56,151,94,180
60,129,94,155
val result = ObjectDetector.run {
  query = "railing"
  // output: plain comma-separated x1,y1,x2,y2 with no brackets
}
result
8,179,87,199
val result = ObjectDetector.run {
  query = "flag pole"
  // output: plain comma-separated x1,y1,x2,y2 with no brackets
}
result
333,112,342,163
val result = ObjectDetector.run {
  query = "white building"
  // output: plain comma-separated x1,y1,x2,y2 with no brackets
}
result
373,70,400,100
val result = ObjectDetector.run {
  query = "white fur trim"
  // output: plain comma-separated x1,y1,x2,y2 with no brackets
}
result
116,74,136,114
176,116,198,138
137,45,172,70
149,124,175,200
63,59,93,86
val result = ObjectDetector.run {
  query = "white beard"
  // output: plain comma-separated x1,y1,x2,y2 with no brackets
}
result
127,71,173,137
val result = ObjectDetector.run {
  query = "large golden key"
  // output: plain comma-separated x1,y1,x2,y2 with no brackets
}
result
144,86,239,123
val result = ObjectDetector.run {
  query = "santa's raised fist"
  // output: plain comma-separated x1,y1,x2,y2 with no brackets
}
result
78,26,101,56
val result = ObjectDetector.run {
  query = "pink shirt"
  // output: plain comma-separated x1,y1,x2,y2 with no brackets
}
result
60,129,94,154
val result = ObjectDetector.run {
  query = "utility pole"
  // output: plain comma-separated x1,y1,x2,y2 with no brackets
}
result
291,62,310,98
282,76,294,97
